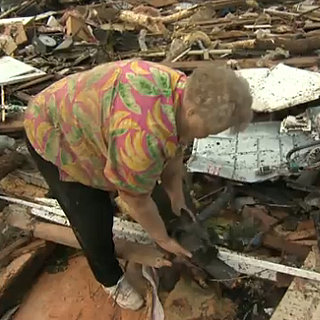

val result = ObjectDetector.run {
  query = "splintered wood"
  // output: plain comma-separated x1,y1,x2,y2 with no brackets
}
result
270,248,320,320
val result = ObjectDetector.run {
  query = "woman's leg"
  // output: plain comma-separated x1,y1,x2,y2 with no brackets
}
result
26,140,123,287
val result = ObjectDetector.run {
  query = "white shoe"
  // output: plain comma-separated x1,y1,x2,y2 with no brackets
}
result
103,275,144,310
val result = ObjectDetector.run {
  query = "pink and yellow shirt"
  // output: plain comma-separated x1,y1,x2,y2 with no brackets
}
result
24,60,186,194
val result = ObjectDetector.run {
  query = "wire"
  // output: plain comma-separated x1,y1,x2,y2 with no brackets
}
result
286,140,320,163
208,269,270,283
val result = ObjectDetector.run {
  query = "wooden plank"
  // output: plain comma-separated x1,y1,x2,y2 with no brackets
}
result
0,118,24,134
0,237,31,269
0,240,54,316
0,152,25,180
263,233,310,260
5,205,168,268
11,75,55,92
162,56,320,71
218,248,320,283
270,248,320,320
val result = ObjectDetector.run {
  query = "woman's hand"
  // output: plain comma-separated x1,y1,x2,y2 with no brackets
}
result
156,236,192,258
119,191,192,259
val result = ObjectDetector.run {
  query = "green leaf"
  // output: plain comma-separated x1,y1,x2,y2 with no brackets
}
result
146,134,160,160
161,104,176,128
72,103,94,141
32,104,41,117
67,77,77,102
68,127,83,144
150,67,171,97
110,128,128,138
176,80,186,89
108,138,118,165
45,130,60,161
85,69,106,88
118,82,141,114
126,73,159,96
48,96,58,125
102,88,115,119
103,88,115,107
135,166,161,187
60,149,73,166
116,179,146,194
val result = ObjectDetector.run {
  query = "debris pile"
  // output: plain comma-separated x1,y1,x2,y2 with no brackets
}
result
1,0,320,123
1,0,320,320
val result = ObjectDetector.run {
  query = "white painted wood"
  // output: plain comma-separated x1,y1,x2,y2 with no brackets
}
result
0,195,151,244
0,56,46,86
3,195,320,285
218,248,320,283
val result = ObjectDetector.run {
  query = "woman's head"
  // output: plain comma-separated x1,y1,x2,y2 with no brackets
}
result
179,65,253,142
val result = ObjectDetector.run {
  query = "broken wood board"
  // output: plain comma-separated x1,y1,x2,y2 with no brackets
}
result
0,240,54,316
66,15,94,42
0,152,25,180
3,196,320,283
3,23,28,46
237,64,320,112
0,12,56,26
270,248,320,320
0,173,49,199
162,56,320,71
5,202,318,283
0,195,152,244
0,195,151,244
0,236,31,269
0,16,34,26
12,255,147,320
0,56,46,86
0,35,17,55
218,248,320,283
0,118,24,134
164,277,236,320
4,204,168,269
144,0,177,7
263,233,310,260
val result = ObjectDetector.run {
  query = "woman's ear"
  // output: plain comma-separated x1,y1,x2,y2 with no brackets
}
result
186,108,195,118
184,100,197,118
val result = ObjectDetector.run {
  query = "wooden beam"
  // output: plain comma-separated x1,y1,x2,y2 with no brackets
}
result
162,56,320,71
0,240,53,316
218,248,320,283
270,248,320,320
0,152,25,180
0,236,31,269
5,205,168,268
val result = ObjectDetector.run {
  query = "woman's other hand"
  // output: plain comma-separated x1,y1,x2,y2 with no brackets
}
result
156,236,192,259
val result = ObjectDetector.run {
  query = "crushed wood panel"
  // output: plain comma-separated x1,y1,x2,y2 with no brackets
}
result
271,248,320,320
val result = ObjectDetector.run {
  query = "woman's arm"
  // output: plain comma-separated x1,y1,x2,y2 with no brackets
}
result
161,154,187,215
119,191,192,258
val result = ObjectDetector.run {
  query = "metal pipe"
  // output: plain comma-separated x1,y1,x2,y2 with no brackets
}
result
286,140,320,163
1,85,5,122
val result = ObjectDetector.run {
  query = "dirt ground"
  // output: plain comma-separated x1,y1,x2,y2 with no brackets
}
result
14,256,147,320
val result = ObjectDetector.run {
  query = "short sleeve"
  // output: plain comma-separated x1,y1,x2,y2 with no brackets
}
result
104,128,165,195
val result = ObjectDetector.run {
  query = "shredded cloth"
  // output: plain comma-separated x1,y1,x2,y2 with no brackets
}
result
25,59,186,194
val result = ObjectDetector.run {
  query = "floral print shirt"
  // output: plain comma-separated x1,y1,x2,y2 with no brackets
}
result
24,59,186,194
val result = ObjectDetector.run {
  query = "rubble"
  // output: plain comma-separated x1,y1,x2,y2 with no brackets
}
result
270,248,320,320
0,239,54,316
164,277,236,320
2,0,320,319
188,120,316,182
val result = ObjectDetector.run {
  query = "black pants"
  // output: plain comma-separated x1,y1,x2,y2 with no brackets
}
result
27,140,123,287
